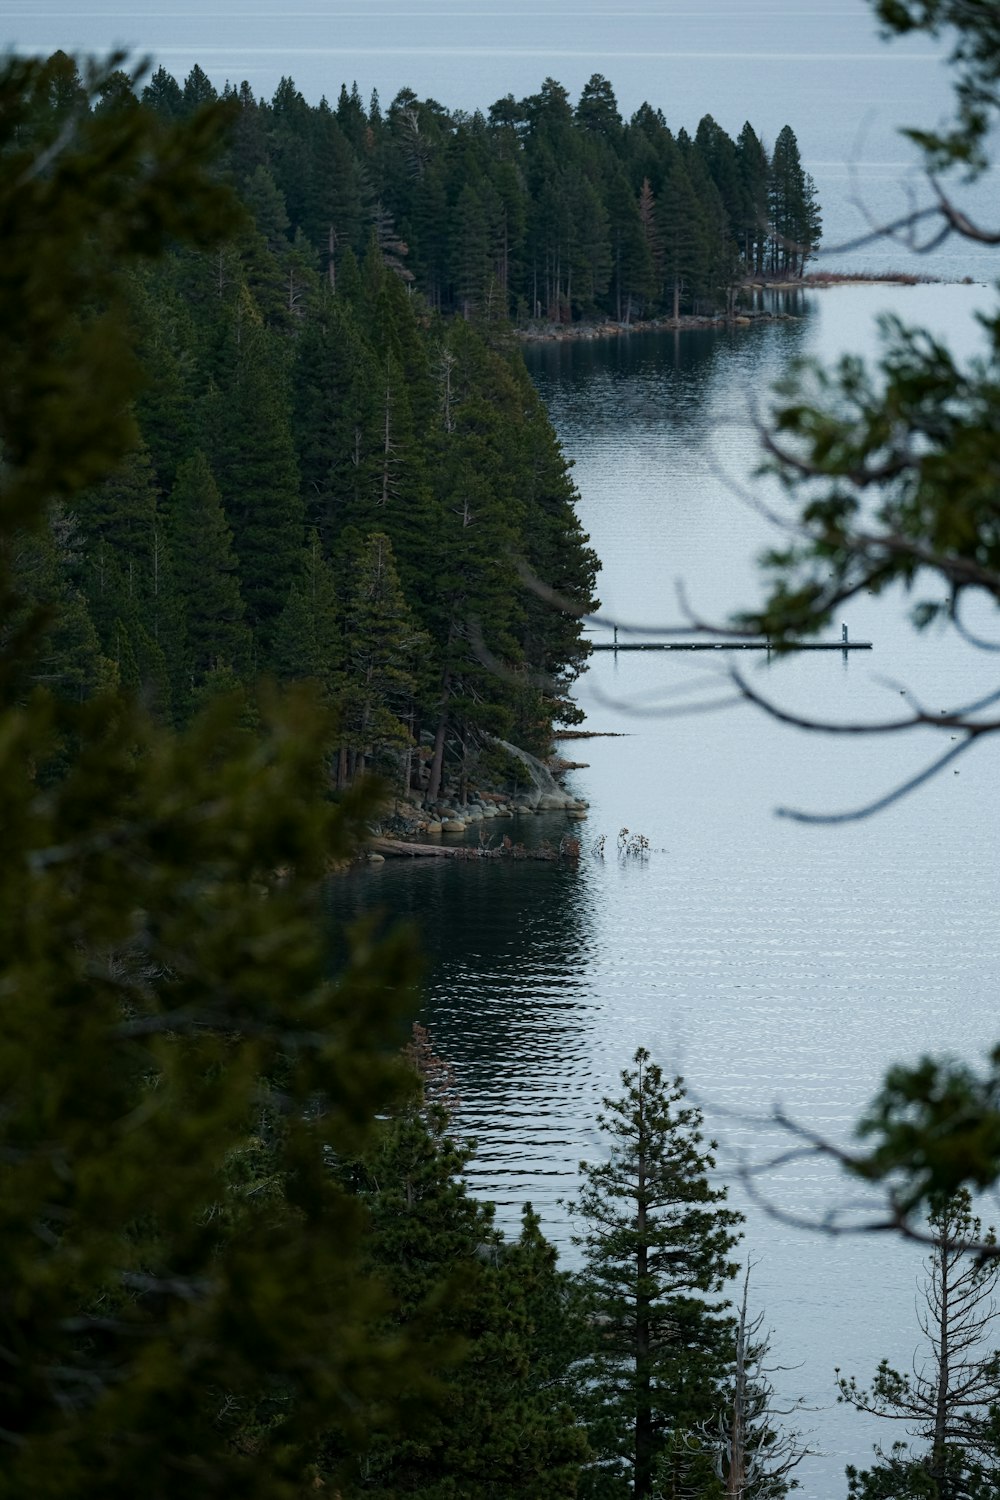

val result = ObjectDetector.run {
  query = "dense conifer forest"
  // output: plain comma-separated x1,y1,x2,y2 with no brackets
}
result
161,61,821,323
17,55,821,805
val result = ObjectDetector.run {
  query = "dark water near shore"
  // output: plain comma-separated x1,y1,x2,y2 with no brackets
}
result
332,283,1000,1495
8,0,998,279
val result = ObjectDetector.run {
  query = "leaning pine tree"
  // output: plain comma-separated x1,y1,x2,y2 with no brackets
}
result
573,1048,743,1500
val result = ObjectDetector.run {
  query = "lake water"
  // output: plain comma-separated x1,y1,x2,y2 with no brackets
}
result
7,0,998,279
331,282,1000,1495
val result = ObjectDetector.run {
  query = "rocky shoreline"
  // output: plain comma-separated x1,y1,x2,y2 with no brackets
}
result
363,735,588,861
515,273,953,344
516,309,790,342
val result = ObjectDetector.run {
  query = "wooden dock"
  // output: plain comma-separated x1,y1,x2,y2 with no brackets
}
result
591,639,872,652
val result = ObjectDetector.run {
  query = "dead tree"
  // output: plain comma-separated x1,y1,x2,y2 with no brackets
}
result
838,1192,1000,1499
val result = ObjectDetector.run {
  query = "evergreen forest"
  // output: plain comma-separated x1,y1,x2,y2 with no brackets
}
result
17,54,822,809
146,61,822,324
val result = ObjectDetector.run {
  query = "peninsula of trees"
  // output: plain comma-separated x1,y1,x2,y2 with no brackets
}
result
155,64,821,323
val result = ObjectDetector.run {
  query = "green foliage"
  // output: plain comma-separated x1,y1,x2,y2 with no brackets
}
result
572,1049,743,1499
0,51,439,1496
0,52,238,541
167,450,251,707
766,126,821,275
201,306,305,643
15,52,801,798
331,1049,589,1497
0,689,425,1498
270,528,342,695
850,1054,1000,1212
4,514,113,703
340,531,424,775
846,1447,951,1499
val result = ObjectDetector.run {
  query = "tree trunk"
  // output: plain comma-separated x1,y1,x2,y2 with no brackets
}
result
727,1274,749,1496
380,362,393,507
426,684,450,804
933,1239,951,1500
458,729,468,807
634,1081,652,1498
401,710,414,797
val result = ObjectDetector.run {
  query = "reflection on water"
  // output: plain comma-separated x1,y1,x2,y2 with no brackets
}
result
328,850,601,1200
330,287,1000,1495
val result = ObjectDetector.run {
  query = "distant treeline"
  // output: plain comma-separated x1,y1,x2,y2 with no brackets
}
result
141,63,821,321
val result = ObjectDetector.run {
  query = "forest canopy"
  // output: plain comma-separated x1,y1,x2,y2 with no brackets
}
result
17,56,819,805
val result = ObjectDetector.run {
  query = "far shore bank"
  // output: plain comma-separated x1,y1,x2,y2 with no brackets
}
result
516,271,973,344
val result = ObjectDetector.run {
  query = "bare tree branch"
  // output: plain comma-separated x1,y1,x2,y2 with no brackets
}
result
775,737,978,824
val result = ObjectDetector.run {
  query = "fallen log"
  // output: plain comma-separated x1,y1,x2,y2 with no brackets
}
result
369,835,581,862
371,837,467,859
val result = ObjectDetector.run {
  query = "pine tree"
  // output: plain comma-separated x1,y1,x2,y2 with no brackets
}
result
293,303,363,538
572,1049,743,1499
340,530,423,783
141,64,184,120
333,1039,589,1497
451,179,495,318
5,515,114,703
695,115,744,247
304,102,369,270
243,162,291,253
270,527,341,696
335,80,369,152
224,80,272,189
74,444,159,636
768,125,821,275
606,167,655,322
735,123,771,274
506,356,598,739
568,165,613,315
840,1192,1000,1500
202,297,305,645
180,62,218,115
128,267,201,494
576,74,623,144
419,325,529,798
167,449,251,708
657,150,711,319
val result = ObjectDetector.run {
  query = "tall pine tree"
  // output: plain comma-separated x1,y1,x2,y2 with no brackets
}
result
572,1050,743,1500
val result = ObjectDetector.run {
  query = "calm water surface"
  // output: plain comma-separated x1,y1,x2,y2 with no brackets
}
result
332,284,1000,1495
6,0,997,277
